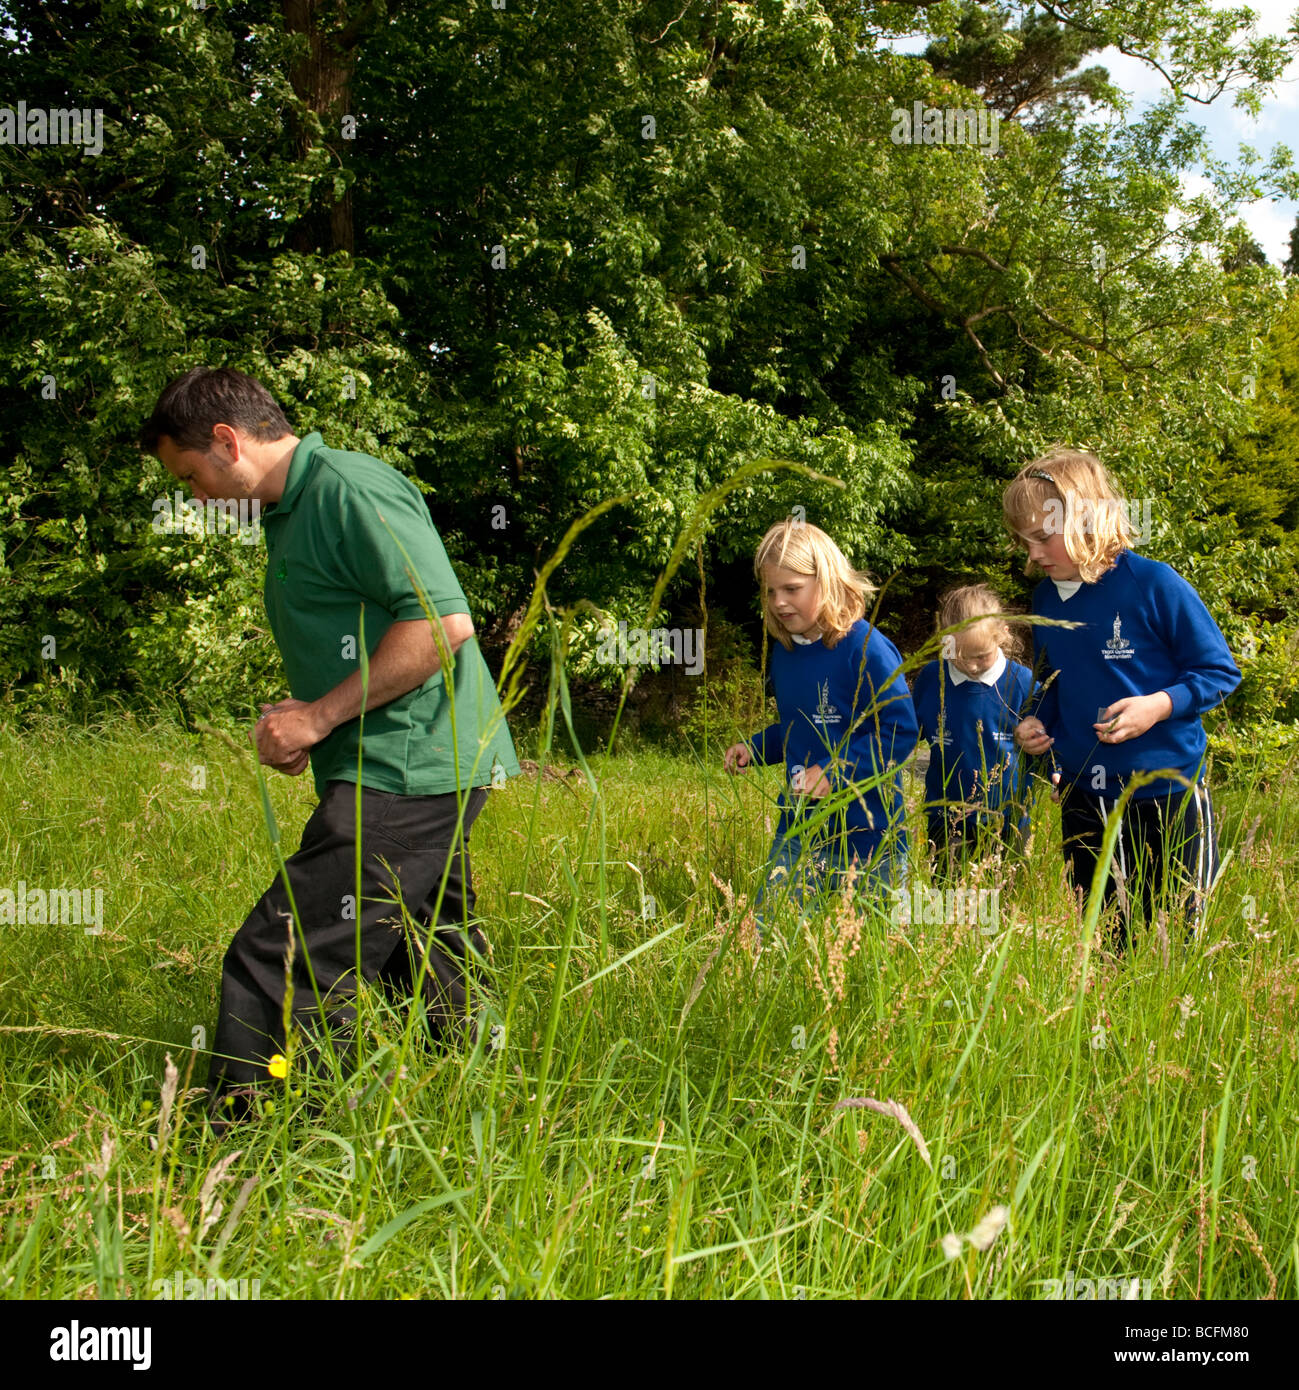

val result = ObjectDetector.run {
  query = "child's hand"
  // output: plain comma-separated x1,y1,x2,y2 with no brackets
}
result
1094,693,1173,743
724,743,752,773
1015,717,1054,755
791,764,832,798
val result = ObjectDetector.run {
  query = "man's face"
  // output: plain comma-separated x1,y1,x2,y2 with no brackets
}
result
155,427,256,504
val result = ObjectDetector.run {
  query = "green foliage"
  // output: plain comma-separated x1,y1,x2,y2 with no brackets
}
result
676,611,773,751
922,1,1122,125
1,0,1297,724
1211,286,1299,540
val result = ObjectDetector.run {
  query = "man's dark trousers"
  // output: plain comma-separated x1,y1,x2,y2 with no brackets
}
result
208,780,489,1117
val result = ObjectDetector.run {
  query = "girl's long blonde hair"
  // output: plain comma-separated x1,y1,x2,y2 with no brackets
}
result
753,519,874,650
1002,448,1131,583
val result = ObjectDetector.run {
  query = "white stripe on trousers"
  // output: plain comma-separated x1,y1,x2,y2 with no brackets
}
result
1201,783,1220,893
1193,785,1206,898
1182,783,1219,906
1094,783,1216,910
1099,796,1127,891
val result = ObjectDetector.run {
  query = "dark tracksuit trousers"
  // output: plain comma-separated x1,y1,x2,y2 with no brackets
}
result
207,780,489,1119
1059,780,1220,950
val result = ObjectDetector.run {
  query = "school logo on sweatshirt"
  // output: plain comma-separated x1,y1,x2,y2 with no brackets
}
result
1102,612,1133,661
935,719,953,747
814,680,842,728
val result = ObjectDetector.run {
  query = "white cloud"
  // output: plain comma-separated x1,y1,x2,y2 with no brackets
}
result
1232,0,1299,36
1236,194,1296,260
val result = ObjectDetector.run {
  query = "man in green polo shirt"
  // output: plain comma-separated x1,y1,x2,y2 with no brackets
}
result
140,366,520,1130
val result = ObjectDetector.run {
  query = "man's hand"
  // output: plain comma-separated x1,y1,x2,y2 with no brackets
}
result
1015,717,1053,755
724,743,752,773
1094,692,1173,744
255,698,328,772
791,764,832,798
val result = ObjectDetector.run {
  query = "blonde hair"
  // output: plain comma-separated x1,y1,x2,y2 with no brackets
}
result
1002,448,1130,583
753,519,875,650
936,583,1025,662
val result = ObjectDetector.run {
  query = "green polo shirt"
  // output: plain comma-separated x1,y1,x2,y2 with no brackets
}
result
261,432,520,797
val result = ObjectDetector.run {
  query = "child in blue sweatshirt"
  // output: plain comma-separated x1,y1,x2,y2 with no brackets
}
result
723,520,919,923
1005,450,1241,948
912,584,1033,876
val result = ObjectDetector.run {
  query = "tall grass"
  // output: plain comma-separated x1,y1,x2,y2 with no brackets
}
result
1,704,1295,1298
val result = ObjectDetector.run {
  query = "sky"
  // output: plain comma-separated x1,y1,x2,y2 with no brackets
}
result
883,0,1299,265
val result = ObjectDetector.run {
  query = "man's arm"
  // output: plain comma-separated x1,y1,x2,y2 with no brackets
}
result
255,614,475,771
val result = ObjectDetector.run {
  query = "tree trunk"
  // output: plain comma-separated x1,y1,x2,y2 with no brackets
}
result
281,0,376,255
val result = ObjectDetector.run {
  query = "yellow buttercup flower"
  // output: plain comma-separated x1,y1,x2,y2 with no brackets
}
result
268,1053,288,1079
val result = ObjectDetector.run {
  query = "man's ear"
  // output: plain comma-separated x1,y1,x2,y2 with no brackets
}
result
209,422,240,462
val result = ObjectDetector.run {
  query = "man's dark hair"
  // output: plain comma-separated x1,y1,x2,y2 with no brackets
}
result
139,367,294,453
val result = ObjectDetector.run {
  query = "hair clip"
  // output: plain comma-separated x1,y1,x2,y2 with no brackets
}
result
1028,469,1056,483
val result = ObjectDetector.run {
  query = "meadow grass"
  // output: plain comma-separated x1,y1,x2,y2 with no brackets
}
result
0,706,1295,1301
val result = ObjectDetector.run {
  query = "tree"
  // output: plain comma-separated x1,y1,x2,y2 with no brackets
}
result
1,0,1297,721
0,0,415,717
1284,212,1299,275
1221,227,1269,272
922,2,1119,126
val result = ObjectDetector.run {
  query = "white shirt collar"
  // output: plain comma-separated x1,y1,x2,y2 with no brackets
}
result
791,630,821,645
1052,578,1083,601
948,650,1007,687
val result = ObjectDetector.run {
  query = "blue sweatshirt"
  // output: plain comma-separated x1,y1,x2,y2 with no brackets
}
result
747,618,919,856
912,654,1033,816
1026,549,1240,800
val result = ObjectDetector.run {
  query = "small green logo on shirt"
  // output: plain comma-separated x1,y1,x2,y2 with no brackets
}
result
275,558,288,583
